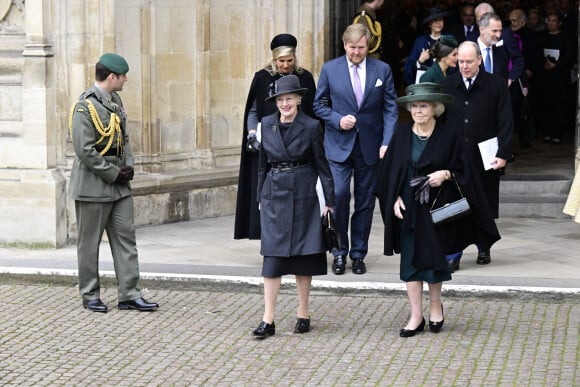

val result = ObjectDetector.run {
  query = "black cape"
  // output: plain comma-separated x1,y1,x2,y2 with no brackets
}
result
234,68,316,239
376,120,500,270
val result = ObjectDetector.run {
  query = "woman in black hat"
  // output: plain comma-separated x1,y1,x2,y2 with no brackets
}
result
403,7,449,86
234,34,318,241
252,75,335,339
377,83,499,337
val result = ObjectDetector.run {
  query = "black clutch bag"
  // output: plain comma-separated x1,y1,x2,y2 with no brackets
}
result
430,175,471,226
321,213,340,253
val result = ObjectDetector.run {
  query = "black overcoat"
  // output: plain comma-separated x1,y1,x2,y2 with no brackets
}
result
234,69,316,240
376,120,501,270
257,111,335,257
442,71,513,218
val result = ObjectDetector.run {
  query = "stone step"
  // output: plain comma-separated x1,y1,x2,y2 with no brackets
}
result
499,174,572,218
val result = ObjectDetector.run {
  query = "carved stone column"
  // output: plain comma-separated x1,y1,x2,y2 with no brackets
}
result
0,0,67,247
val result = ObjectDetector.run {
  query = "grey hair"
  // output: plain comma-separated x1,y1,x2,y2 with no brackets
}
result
475,2,494,22
478,12,501,29
511,9,527,23
406,101,446,117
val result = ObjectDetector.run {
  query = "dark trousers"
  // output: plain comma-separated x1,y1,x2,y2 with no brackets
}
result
328,137,378,260
75,197,142,302
510,82,531,146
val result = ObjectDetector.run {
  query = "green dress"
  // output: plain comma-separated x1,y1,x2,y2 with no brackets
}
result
419,62,445,85
399,133,452,283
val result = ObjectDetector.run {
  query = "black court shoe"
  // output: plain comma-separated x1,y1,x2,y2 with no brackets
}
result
253,321,275,338
400,318,425,338
429,304,445,333
294,318,310,334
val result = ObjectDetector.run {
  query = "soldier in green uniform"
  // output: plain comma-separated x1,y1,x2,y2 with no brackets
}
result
352,0,384,59
69,53,158,313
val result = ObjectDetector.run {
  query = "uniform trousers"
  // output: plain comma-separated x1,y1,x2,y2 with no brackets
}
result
75,196,142,302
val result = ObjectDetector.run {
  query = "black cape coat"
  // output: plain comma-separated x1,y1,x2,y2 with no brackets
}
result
257,111,335,257
376,120,500,270
234,68,316,239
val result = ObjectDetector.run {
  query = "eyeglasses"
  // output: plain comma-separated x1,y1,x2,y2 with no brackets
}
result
276,96,296,104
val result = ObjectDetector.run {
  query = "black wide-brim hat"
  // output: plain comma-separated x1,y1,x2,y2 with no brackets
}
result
265,74,308,102
421,7,450,26
396,82,454,105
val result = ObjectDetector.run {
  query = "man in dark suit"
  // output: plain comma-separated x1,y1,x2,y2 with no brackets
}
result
468,3,525,88
314,23,398,275
447,3,477,43
442,41,513,267
477,12,524,86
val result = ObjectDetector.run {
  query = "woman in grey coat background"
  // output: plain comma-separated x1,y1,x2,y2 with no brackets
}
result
253,75,335,338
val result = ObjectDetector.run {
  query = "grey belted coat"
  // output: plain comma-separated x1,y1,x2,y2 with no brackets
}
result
257,110,335,257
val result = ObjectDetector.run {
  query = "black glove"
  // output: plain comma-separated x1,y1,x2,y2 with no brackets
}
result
115,171,127,184
115,166,134,183
246,133,260,153
121,166,134,181
410,176,431,204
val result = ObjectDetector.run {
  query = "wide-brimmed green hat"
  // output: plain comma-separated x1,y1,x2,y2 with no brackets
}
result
396,82,454,105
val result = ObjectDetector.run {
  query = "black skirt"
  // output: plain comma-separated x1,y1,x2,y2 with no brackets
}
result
262,253,327,278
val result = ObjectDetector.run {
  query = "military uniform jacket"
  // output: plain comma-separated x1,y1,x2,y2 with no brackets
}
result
257,111,335,257
69,85,133,202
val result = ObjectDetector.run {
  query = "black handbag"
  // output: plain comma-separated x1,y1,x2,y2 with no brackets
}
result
430,175,471,226
321,213,340,253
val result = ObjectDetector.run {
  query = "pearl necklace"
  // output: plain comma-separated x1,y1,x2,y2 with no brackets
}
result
413,123,434,141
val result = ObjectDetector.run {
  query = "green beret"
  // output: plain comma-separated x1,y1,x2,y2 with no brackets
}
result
98,53,129,74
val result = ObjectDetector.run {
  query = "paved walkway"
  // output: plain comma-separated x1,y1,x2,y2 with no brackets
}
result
1,214,579,290
0,283,578,385
1,214,579,385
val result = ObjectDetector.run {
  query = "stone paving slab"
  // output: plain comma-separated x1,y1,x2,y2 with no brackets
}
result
0,284,578,385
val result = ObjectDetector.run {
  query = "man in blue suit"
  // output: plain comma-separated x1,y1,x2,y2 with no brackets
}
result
468,3,525,87
476,12,524,86
314,23,398,275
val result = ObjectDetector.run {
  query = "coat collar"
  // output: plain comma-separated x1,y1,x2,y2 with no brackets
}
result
267,111,309,160
87,85,120,113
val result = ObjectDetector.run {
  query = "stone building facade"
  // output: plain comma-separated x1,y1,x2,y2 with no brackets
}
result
0,1,578,247
0,0,327,246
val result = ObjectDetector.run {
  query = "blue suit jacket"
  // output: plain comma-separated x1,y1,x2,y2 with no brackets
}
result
313,56,398,166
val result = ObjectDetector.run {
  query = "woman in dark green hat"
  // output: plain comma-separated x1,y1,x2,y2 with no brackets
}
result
419,35,458,85
377,83,499,337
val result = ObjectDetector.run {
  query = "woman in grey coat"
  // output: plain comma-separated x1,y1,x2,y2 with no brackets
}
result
252,75,335,338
